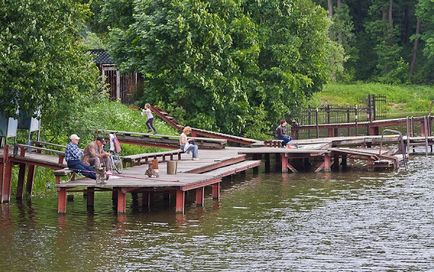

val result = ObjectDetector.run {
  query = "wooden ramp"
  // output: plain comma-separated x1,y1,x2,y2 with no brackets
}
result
150,106,259,146
102,129,227,150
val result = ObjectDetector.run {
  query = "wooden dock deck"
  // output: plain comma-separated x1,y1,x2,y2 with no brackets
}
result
56,148,261,214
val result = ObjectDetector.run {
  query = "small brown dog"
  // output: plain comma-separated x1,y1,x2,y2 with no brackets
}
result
145,163,159,178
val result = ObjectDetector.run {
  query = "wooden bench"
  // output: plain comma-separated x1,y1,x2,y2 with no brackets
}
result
264,140,284,147
54,168,77,183
122,149,184,166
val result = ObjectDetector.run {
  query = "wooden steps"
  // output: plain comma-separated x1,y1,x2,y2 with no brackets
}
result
184,154,247,174
203,160,261,178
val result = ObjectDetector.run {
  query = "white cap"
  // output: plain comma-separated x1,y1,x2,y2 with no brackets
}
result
70,134,80,140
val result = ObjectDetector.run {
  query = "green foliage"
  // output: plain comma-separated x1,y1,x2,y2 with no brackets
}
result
309,83,434,117
0,0,101,118
106,0,331,136
41,99,177,155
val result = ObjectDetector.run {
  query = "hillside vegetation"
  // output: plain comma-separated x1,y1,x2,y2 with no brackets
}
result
309,83,434,118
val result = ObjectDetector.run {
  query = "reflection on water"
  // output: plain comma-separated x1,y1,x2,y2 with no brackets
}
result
1,157,434,271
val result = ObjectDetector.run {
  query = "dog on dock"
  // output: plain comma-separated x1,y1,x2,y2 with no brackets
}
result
145,163,159,178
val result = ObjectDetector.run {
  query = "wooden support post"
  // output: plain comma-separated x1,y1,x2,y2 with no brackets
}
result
117,188,127,214
86,187,95,210
16,147,26,200
328,128,334,137
212,183,220,200
420,120,426,137
281,154,288,173
195,187,204,207
142,192,151,211
131,192,139,209
26,165,36,196
275,153,281,172
16,165,26,200
55,155,65,184
264,154,270,173
1,145,13,203
57,188,67,214
323,154,331,172
175,190,185,213
341,154,348,169
332,154,340,170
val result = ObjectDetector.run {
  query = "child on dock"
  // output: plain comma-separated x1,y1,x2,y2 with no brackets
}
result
275,119,293,148
179,126,199,160
141,103,158,134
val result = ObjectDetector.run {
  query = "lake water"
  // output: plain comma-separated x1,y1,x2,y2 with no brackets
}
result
0,156,433,271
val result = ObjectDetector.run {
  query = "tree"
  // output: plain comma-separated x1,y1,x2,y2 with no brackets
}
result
0,0,100,135
107,0,332,137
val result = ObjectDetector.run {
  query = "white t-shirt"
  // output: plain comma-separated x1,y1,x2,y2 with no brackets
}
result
141,108,153,119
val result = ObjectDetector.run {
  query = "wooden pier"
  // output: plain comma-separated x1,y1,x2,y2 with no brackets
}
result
0,120,433,215
57,148,260,214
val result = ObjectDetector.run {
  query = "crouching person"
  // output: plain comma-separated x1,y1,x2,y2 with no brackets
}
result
82,136,113,175
64,134,96,180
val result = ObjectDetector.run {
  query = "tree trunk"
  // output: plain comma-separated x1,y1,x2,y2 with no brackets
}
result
388,0,393,26
410,18,421,76
328,0,333,18
337,0,342,9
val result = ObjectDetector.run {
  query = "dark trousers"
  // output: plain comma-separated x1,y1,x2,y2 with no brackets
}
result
146,118,157,133
277,135,291,147
67,160,96,180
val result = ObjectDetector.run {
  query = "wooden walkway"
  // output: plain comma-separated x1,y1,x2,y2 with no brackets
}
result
57,147,260,214
1,126,432,216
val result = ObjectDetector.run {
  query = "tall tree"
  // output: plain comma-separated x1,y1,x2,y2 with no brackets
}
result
107,0,332,136
0,0,100,130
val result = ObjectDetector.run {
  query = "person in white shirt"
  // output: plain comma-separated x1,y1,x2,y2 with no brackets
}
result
141,103,158,134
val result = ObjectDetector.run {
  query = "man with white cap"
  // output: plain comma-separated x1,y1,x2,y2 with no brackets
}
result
64,134,96,179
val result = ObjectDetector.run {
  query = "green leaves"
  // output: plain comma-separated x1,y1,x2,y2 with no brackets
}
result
0,0,100,125
106,0,331,138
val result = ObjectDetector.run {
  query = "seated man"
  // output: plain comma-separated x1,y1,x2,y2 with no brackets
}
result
64,134,96,180
82,136,113,175
275,119,292,147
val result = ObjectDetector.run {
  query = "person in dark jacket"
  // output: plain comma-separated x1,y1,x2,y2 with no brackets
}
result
275,119,292,147
64,134,96,179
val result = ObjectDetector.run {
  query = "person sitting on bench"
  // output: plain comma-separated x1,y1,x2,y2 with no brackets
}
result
64,134,96,179
179,126,199,160
82,136,113,175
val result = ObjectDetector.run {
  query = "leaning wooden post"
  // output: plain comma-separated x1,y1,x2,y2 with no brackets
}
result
55,154,65,184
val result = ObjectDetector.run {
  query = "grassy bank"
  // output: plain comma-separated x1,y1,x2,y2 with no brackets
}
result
308,83,434,118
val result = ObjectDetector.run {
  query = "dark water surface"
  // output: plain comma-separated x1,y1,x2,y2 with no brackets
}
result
1,157,433,271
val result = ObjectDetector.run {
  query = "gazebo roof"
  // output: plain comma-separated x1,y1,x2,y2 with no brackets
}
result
89,49,114,65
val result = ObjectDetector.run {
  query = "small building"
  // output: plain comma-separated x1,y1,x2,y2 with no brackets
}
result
90,49,143,104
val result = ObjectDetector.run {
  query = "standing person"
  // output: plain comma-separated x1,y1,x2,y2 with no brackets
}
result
82,136,113,175
141,103,157,134
179,126,199,160
64,134,96,180
275,119,292,147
